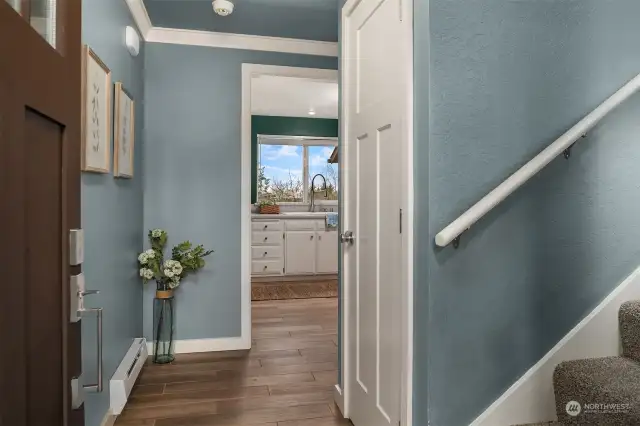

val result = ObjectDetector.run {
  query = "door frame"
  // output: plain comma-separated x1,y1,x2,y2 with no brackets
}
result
339,0,414,424
240,64,340,346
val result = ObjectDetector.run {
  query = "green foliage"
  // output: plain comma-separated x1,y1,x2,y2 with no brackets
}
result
138,229,213,291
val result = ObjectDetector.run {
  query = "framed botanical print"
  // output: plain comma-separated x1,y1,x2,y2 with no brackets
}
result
114,82,135,178
82,46,112,173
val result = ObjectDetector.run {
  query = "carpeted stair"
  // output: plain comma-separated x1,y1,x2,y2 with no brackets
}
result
553,301,640,425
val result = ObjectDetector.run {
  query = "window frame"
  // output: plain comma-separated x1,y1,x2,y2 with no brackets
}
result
257,134,338,205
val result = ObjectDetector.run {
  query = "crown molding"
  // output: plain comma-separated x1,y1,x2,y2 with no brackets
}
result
147,27,338,57
125,0,153,39
124,0,338,57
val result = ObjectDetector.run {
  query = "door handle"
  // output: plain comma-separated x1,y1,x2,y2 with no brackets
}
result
82,307,103,393
340,231,355,244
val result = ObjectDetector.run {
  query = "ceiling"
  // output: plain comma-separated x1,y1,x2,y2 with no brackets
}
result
143,0,339,42
251,75,338,119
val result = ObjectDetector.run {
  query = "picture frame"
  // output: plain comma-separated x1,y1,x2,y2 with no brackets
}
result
82,45,112,173
113,82,135,178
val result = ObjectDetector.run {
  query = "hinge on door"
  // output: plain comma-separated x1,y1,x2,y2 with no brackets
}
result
398,0,403,21
399,209,403,234
283,232,285,239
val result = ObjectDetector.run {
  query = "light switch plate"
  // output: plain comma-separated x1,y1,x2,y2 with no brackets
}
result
70,229,84,265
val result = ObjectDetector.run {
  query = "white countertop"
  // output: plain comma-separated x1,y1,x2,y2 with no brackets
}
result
252,212,335,220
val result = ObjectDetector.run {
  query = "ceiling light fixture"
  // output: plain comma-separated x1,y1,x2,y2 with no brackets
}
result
213,0,234,16
308,109,316,116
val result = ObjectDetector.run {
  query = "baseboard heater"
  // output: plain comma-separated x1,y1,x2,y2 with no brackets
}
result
110,338,148,415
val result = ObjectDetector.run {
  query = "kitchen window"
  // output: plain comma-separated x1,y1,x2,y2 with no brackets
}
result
257,135,338,204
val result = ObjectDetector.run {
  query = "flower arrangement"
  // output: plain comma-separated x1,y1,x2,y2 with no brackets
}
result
138,229,213,291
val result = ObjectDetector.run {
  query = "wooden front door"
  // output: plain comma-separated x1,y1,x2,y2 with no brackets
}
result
0,1,83,425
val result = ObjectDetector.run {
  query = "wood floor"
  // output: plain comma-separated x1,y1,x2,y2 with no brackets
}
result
116,298,350,426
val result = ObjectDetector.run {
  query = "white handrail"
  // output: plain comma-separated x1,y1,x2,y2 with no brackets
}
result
435,73,640,247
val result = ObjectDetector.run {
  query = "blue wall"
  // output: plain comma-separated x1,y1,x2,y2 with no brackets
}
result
143,44,337,340
414,1,640,425
81,1,145,425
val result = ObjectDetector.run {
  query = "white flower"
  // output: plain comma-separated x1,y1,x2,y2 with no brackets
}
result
164,269,174,278
173,264,183,275
138,253,148,264
151,229,163,238
145,249,156,259
139,268,154,280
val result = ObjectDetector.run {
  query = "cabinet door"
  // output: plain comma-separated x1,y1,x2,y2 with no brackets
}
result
285,231,316,274
316,231,339,273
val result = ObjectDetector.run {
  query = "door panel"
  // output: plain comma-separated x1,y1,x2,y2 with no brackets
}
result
0,1,83,425
316,231,338,273
25,109,64,424
345,0,404,425
285,232,316,274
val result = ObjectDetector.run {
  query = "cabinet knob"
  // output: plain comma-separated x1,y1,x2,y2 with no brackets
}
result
311,235,314,240
264,252,267,256
264,237,268,241
264,225,268,230
263,265,267,270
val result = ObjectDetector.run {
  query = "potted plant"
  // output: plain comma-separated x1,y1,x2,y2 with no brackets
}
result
138,229,213,363
257,199,280,214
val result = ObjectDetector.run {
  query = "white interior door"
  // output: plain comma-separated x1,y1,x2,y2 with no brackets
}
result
343,0,406,424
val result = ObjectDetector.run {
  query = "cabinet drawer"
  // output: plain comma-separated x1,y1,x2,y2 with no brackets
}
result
252,231,283,245
252,246,283,260
252,221,283,232
285,220,323,231
252,260,283,275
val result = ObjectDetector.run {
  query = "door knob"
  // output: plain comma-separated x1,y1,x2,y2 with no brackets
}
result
340,231,355,244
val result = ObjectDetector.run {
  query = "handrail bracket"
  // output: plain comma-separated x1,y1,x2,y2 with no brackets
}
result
453,235,461,249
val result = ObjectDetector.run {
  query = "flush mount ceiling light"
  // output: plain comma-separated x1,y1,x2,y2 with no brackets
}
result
308,108,316,116
213,0,234,16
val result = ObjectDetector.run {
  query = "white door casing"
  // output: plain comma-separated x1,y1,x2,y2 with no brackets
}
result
342,0,409,424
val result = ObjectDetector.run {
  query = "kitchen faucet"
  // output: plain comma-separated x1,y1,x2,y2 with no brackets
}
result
309,174,328,212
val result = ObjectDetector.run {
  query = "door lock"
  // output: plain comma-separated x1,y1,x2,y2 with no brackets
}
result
340,231,355,244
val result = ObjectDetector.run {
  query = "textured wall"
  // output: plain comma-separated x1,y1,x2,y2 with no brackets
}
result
143,43,337,340
414,1,640,425
81,1,145,425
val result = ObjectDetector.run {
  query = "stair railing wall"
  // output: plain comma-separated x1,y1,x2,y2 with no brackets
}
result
435,73,640,248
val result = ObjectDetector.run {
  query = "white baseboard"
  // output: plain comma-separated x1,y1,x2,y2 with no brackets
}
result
470,265,640,426
100,409,117,426
146,336,250,355
334,384,345,417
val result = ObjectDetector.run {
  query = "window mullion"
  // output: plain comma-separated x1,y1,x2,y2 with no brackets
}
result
303,144,309,204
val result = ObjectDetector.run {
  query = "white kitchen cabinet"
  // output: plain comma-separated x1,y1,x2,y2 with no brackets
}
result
285,231,316,275
316,231,338,273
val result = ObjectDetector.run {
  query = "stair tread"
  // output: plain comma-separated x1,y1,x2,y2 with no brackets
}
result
554,356,640,424
619,301,640,362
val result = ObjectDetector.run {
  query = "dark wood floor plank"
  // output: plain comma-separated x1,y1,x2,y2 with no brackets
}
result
278,416,352,426
260,352,336,367
163,372,317,394
128,386,269,409
154,404,332,426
